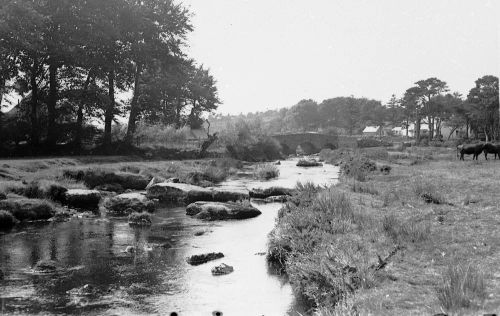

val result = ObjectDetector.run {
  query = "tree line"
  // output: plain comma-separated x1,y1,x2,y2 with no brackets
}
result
0,0,220,151
210,76,499,142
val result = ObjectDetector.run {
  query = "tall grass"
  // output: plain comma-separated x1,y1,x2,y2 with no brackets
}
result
382,215,431,244
253,163,280,180
267,187,377,310
436,262,486,312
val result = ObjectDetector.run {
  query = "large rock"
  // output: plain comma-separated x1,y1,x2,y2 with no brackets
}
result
65,189,101,210
210,187,249,202
104,192,155,216
211,263,234,275
70,169,150,190
186,201,261,220
147,182,249,203
296,159,323,167
187,252,224,265
249,187,294,199
0,198,55,221
147,183,212,203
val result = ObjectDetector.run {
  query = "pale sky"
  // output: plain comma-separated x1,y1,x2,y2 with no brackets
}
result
182,0,500,114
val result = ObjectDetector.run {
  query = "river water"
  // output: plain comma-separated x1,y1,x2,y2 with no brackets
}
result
0,158,338,316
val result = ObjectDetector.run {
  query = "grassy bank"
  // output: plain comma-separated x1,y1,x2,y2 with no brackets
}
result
269,147,500,315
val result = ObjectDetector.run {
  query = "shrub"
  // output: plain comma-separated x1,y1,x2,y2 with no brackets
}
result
436,262,486,312
128,212,152,226
340,156,376,182
0,210,17,230
253,163,280,180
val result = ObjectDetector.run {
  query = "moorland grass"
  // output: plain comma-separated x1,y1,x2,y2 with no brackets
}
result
253,163,280,180
268,146,500,315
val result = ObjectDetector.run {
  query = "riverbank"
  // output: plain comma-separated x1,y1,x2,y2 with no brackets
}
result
268,146,500,315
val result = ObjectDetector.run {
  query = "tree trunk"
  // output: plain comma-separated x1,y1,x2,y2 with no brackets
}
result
175,97,182,128
0,78,4,131
125,62,143,143
75,69,94,147
104,67,115,146
30,57,39,147
465,120,469,139
46,62,58,147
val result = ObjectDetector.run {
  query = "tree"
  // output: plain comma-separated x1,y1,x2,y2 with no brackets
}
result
467,75,499,140
414,77,448,139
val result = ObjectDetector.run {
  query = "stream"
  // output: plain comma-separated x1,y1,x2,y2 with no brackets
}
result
0,158,339,315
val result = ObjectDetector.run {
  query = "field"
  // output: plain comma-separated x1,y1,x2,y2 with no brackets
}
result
270,146,500,315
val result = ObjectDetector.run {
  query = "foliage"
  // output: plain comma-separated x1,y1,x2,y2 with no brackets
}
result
436,263,486,312
253,163,280,180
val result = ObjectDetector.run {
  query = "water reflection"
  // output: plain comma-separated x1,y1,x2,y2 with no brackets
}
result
0,158,338,315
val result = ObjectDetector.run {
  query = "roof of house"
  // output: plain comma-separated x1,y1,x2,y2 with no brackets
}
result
363,126,380,133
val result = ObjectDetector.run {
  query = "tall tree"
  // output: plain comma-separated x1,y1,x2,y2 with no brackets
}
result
467,75,499,140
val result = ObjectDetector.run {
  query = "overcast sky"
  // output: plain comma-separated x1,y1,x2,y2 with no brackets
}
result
182,0,499,114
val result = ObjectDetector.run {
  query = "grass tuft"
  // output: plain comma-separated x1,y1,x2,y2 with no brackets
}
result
436,262,486,312
253,163,280,180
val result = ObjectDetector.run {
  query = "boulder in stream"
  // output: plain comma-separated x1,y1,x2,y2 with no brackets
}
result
0,198,55,221
187,252,224,265
296,159,323,167
211,263,234,275
104,192,155,216
186,201,261,220
147,182,249,204
248,187,293,199
65,189,101,210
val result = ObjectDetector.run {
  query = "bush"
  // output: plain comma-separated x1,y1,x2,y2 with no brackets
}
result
340,156,377,182
436,262,486,312
0,210,17,230
128,212,152,226
253,163,280,180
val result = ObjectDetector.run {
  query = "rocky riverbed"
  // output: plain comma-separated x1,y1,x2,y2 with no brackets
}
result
0,157,338,315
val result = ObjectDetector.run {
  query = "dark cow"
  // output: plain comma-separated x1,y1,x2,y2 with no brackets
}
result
483,143,500,160
457,143,484,160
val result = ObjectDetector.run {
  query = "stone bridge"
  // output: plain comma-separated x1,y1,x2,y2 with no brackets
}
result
271,132,339,155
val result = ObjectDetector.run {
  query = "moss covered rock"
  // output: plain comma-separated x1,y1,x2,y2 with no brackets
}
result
0,198,55,221
64,189,101,210
186,201,261,220
104,192,155,216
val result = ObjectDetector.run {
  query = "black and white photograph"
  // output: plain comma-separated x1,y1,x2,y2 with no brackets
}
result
0,0,499,315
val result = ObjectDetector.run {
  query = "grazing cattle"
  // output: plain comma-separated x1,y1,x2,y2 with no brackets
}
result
458,143,485,160
483,143,500,160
